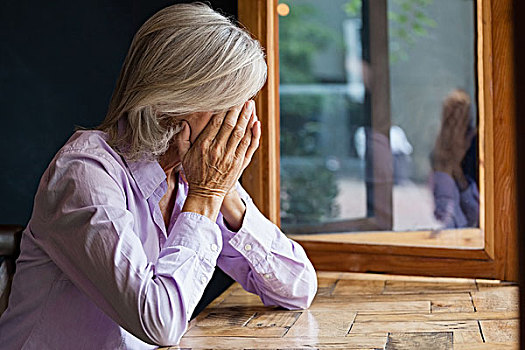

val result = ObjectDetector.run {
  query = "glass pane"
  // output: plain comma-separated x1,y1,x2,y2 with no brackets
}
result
279,0,480,242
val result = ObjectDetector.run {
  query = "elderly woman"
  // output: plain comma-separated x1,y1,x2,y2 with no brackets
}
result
0,3,317,348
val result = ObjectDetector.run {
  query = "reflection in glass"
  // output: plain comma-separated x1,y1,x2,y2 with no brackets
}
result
278,0,479,234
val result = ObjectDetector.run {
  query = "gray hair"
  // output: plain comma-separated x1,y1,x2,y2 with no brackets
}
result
98,2,267,161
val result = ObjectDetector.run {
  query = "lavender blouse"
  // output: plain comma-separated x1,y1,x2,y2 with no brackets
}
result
0,131,317,349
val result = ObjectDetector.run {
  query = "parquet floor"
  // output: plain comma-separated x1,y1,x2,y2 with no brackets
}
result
167,271,519,349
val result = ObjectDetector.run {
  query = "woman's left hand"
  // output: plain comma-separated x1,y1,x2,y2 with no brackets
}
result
174,103,261,193
219,104,260,230
230,103,260,189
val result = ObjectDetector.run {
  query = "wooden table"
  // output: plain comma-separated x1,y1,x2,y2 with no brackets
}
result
165,271,519,349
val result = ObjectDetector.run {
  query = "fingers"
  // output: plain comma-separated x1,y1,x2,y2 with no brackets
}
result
234,115,255,160
244,121,261,167
214,104,244,146
186,100,257,181
242,105,260,165
225,101,254,151
193,111,227,146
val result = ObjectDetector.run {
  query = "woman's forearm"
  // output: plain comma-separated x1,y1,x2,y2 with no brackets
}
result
220,190,246,231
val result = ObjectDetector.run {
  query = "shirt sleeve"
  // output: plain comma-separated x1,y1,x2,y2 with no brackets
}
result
216,182,317,310
29,149,222,346
432,171,473,228
459,178,480,227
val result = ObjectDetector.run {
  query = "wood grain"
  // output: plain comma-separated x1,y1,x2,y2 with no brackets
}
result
304,250,502,279
431,298,475,313
308,299,430,314
245,310,301,329
238,0,280,225
175,335,389,349
471,287,519,312
349,320,480,335
313,292,472,304
168,271,519,349
316,277,338,296
355,311,518,323
479,319,519,343
290,228,484,249
332,279,385,295
382,280,477,294
454,344,518,350
491,0,518,282
385,332,453,350
284,310,356,337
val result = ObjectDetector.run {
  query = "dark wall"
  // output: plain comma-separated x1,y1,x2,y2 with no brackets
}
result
0,0,237,318
0,0,237,226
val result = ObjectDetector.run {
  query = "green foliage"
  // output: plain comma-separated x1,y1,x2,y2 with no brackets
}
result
278,2,343,226
281,162,339,225
279,2,335,83
343,0,437,64
389,0,436,63
343,0,362,17
279,93,343,225
280,94,324,157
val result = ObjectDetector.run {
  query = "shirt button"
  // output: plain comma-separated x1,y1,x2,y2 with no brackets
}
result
210,243,218,252
244,243,252,251
200,276,207,284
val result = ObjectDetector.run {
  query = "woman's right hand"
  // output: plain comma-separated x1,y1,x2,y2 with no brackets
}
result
180,101,258,220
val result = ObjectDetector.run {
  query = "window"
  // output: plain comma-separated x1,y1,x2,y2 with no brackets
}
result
238,0,517,280
279,0,480,237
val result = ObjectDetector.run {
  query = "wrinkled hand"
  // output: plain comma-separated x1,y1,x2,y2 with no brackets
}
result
181,100,260,200
225,102,260,196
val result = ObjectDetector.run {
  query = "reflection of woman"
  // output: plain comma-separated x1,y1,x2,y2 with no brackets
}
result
431,90,479,228
0,4,316,348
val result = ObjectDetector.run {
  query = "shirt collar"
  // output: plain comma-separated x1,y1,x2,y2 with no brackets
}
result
127,159,166,199
117,117,167,199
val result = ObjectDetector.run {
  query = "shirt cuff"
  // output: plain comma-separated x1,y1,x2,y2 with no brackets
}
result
225,197,276,274
160,211,223,319
163,211,223,267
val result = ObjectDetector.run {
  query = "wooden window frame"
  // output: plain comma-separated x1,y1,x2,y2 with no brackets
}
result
239,0,517,281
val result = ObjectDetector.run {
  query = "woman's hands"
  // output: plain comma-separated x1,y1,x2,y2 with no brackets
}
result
179,100,261,221
432,91,476,190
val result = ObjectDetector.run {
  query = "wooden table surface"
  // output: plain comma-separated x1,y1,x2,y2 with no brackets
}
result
165,271,519,349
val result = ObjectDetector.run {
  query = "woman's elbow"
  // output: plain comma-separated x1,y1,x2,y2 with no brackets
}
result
137,292,191,346
139,314,188,347
305,277,318,308
303,262,318,308
297,276,318,309
284,270,318,310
